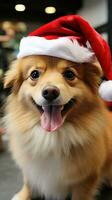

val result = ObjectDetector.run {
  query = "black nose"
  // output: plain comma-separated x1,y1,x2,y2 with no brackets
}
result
42,86,60,101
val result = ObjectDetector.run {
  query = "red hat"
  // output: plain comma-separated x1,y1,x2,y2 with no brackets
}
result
17,15,112,101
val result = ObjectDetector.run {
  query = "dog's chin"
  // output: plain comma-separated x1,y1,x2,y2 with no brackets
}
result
31,98,76,132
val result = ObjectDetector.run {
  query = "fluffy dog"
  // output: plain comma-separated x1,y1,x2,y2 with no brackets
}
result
4,55,112,200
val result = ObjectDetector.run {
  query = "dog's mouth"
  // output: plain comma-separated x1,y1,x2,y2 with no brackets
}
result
31,98,76,132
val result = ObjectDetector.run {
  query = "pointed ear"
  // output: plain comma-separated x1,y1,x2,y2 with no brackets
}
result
83,60,103,92
4,60,22,92
90,59,103,77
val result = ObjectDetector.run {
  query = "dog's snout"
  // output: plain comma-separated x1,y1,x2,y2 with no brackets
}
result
42,86,60,101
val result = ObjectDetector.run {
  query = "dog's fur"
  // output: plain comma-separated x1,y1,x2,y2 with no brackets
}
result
4,55,112,200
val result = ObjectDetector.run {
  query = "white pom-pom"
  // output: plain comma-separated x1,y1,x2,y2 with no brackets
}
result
11,194,20,200
99,80,112,101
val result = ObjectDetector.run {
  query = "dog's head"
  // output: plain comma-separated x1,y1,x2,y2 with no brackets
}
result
4,55,102,132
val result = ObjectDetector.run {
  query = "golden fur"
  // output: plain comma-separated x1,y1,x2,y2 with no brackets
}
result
4,55,112,200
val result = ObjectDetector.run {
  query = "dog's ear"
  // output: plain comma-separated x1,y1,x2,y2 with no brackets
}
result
83,60,103,92
91,60,103,77
4,60,22,92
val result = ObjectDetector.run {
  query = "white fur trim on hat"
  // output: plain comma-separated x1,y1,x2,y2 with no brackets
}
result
99,80,112,101
17,36,95,63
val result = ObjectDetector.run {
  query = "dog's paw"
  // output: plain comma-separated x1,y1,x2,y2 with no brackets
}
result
11,194,20,200
11,194,31,200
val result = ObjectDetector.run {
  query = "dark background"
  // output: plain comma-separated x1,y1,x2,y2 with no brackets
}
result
0,0,112,47
0,0,82,22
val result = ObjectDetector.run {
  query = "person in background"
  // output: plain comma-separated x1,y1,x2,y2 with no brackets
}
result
0,25,12,152
0,21,27,152
0,25,12,74
2,21,18,63
2,21,27,63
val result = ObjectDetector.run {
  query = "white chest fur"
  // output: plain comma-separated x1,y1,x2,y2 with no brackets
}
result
20,123,81,199
10,122,95,199
20,123,77,199
24,154,69,199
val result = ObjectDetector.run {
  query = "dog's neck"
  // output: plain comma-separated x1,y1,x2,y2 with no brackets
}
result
17,111,105,159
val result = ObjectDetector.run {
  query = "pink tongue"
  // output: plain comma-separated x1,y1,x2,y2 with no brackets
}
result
41,106,63,132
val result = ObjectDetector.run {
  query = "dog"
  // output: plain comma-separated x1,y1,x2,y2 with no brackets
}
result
4,55,112,200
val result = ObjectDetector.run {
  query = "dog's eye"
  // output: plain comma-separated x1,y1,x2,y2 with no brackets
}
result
30,70,40,80
63,70,75,81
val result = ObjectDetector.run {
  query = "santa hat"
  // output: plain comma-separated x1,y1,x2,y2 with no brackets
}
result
17,15,112,101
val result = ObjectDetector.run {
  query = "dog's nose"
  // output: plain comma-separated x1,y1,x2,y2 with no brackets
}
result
42,86,60,101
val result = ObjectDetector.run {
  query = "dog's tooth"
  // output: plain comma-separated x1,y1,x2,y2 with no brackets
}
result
61,106,64,110
42,106,45,110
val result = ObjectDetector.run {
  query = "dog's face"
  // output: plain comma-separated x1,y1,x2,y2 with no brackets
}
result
4,55,101,132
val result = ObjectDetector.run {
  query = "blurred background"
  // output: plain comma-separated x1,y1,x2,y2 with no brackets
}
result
0,0,111,78
0,0,111,75
0,0,112,200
